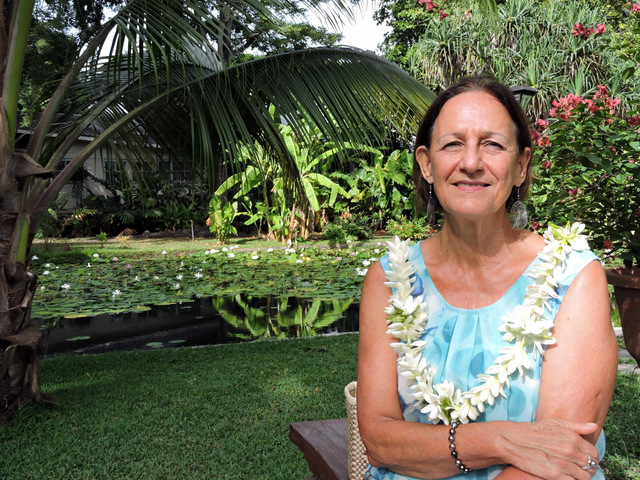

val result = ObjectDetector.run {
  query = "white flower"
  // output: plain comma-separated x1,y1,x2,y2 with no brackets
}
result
267,248,274,252
228,253,235,258
295,259,303,263
44,263,51,268
362,260,371,267
355,267,368,276
222,247,228,252
42,270,50,275
93,254,99,258
153,275,159,280
176,274,183,280
252,255,259,260
174,283,181,289
87,263,92,267
194,272,204,279
134,276,141,282
211,249,219,254
112,289,121,296
162,250,167,255
285,248,296,254
31,255,39,261
61,284,70,290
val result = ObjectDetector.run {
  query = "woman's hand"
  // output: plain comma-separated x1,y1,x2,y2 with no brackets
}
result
493,419,600,479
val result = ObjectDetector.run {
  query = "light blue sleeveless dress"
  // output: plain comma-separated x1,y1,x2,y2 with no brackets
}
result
367,241,606,480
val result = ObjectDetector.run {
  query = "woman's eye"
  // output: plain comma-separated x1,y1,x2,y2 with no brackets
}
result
485,141,504,149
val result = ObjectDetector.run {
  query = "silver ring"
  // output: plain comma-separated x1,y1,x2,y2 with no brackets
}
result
581,454,598,470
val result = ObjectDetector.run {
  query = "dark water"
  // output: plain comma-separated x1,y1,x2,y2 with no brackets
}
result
39,295,360,354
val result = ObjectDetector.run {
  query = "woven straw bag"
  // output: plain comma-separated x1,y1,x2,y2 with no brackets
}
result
345,381,368,480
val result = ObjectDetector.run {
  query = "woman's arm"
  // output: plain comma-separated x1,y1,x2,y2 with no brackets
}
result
358,261,610,479
494,260,618,479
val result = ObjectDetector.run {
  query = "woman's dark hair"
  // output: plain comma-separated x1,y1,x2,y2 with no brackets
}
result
413,76,533,210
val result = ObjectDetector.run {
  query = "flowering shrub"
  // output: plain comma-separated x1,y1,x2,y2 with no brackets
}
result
531,86,640,267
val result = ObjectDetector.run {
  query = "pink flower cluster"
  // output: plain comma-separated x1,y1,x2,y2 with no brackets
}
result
549,85,620,120
572,22,606,39
419,0,437,9
418,0,449,20
626,2,640,12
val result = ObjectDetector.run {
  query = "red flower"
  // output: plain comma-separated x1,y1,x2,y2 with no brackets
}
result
537,118,549,128
568,188,579,195
419,0,437,10
541,160,552,169
603,240,613,249
595,23,606,35
627,115,640,126
595,85,608,98
572,22,586,36
559,112,570,121
632,3,640,12
439,9,449,20
530,221,541,231
537,135,551,147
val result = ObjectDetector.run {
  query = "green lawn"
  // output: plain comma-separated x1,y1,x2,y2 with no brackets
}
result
1,334,638,479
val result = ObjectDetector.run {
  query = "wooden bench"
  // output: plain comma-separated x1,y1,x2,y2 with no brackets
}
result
289,418,349,480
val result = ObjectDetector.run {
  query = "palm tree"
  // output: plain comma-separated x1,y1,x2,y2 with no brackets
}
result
0,0,434,422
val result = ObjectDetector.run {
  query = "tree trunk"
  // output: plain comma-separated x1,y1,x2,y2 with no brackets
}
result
0,148,56,424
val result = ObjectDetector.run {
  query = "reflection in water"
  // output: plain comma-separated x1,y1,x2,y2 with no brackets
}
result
40,295,359,354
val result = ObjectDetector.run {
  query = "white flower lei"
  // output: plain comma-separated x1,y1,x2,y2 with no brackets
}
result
384,222,589,425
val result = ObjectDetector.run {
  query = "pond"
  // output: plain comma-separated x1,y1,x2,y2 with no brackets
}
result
39,295,360,354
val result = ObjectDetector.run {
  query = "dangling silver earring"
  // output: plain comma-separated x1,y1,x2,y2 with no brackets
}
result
509,187,528,229
427,183,436,225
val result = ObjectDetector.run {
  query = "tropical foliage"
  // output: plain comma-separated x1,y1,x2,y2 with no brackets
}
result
530,87,640,267
1,0,435,422
213,108,366,241
400,0,640,118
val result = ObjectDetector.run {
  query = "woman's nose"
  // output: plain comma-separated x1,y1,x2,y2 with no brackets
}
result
460,146,483,172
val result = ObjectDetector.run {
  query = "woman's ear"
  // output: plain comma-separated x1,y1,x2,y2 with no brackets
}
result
415,146,434,183
515,147,531,186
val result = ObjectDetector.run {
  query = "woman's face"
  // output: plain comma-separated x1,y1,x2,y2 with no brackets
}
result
415,90,531,223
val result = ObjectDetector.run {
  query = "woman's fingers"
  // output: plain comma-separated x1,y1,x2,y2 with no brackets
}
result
498,419,600,479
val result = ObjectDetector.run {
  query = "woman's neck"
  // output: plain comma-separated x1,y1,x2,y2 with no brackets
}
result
434,213,529,267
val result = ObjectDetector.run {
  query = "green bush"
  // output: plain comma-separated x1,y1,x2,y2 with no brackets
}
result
385,216,434,241
322,216,373,243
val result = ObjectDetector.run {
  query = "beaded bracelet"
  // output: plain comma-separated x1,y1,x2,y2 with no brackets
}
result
449,422,472,474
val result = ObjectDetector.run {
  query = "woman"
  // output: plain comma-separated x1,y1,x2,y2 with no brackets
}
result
357,77,618,480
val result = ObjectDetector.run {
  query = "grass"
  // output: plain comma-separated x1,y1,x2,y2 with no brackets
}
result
1,335,358,479
1,335,639,479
